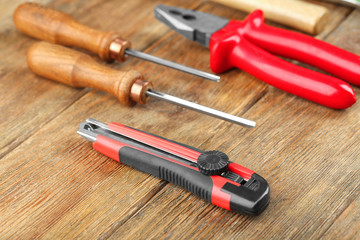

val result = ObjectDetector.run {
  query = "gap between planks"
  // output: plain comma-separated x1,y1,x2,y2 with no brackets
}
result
0,89,89,160
317,180,360,239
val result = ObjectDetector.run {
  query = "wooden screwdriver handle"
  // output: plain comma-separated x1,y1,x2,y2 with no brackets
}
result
27,42,150,106
211,0,329,34
14,2,130,61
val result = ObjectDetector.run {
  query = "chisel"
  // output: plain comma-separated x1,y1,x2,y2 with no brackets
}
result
27,42,255,127
14,2,219,82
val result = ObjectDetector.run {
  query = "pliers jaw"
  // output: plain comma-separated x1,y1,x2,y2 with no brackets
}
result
154,4,228,47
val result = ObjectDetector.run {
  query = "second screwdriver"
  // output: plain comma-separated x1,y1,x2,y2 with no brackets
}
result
27,42,255,127
14,2,220,82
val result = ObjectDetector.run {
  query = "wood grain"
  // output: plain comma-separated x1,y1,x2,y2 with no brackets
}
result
0,0,359,239
210,0,329,34
320,193,360,239
13,2,128,61
27,42,144,106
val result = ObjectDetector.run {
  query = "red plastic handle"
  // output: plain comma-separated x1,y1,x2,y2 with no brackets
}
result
238,10,360,86
108,122,201,162
210,22,356,109
89,121,269,214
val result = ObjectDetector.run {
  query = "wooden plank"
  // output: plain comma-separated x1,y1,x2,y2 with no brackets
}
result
320,192,360,239
0,0,359,239
0,0,51,28
325,8,360,53
305,0,353,39
317,9,360,240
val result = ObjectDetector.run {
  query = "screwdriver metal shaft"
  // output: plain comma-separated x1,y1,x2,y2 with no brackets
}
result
27,42,255,127
125,49,220,82
14,2,220,82
147,90,255,127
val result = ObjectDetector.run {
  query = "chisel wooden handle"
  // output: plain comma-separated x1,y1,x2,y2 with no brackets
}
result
27,42,150,106
14,2,130,61
211,0,329,34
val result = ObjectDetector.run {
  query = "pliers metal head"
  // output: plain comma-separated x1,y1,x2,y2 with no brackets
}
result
155,5,359,110
154,5,228,47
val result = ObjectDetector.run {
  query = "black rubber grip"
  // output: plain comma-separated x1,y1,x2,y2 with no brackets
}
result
119,146,212,202
222,173,270,215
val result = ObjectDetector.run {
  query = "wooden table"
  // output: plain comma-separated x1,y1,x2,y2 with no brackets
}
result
1,0,359,239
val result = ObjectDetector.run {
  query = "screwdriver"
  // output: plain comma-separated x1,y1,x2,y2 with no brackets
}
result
13,2,219,82
27,42,255,127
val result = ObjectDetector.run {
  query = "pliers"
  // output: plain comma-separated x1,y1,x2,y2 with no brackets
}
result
154,5,359,109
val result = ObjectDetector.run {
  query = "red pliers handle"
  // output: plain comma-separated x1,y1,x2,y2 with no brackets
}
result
155,5,358,109
238,10,360,86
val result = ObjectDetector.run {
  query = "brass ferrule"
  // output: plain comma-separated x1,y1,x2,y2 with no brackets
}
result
109,38,131,62
130,80,153,104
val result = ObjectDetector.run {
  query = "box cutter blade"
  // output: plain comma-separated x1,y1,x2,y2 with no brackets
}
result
78,119,270,215
154,5,358,109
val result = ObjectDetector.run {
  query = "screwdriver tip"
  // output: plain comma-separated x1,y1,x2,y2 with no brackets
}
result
248,121,256,128
211,75,221,82
147,90,256,128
